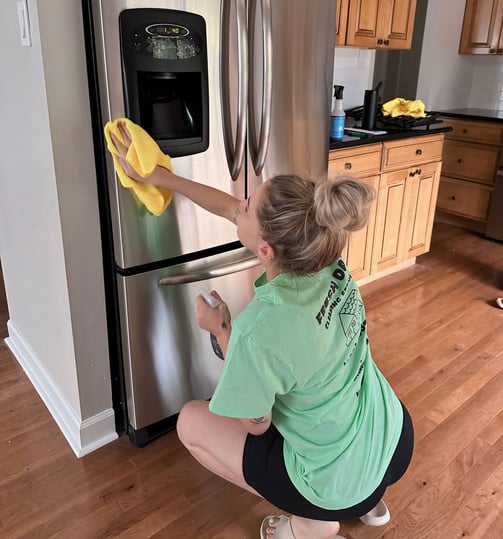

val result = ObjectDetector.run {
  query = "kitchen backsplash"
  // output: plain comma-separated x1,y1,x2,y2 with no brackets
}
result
469,55,503,110
333,47,376,109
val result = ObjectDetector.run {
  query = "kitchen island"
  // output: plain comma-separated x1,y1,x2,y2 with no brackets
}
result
329,125,452,284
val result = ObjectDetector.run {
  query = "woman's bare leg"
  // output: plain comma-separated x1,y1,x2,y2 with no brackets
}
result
177,401,342,539
176,400,259,495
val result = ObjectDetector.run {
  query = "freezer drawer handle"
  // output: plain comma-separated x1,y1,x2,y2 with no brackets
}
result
158,253,261,286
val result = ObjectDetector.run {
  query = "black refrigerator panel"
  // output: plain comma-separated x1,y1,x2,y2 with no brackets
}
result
120,9,209,157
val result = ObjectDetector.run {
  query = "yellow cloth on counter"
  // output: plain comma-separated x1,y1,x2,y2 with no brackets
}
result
381,98,426,119
104,118,173,216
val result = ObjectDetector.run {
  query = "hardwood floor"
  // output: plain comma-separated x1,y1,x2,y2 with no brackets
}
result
1,222,502,538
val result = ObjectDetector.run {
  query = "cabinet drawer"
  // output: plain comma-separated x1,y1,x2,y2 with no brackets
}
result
440,117,503,145
382,135,444,170
437,177,493,221
442,140,497,185
329,144,382,177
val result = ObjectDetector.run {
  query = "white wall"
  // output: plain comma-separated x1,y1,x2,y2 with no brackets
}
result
417,0,474,110
0,0,116,456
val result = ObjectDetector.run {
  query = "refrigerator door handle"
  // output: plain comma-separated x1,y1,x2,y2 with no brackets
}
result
158,251,260,286
249,0,272,176
221,0,248,181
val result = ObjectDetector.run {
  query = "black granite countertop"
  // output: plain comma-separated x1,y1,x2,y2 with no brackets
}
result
434,108,503,122
329,124,452,151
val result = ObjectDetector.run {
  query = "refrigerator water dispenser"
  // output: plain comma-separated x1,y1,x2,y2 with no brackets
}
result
119,8,209,157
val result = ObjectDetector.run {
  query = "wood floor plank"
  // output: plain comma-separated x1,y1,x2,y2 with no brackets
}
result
448,460,503,539
1,222,502,538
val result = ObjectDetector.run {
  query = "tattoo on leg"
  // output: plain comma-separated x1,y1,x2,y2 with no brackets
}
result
250,417,266,425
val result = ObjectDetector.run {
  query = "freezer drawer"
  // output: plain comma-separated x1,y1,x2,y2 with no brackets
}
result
117,248,261,443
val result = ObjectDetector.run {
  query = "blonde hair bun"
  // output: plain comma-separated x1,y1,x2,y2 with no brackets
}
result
257,174,375,274
313,175,375,232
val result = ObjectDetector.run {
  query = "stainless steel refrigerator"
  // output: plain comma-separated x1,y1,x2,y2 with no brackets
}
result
82,0,336,446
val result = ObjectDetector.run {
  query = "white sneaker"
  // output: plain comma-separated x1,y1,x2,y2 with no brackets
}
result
496,298,503,309
359,499,391,526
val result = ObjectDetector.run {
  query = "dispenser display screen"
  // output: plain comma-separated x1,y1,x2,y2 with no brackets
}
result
138,23,201,60
146,23,188,38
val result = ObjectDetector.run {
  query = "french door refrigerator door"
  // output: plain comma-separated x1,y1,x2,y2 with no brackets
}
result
92,0,244,270
246,0,336,195
117,248,261,445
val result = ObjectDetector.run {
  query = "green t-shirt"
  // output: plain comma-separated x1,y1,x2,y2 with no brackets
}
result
209,258,403,510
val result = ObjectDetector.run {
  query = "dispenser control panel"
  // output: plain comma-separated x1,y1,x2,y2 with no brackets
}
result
119,8,209,157
130,21,201,60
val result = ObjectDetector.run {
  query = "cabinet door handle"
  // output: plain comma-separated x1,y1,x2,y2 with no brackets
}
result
344,162,352,170
457,158,463,163
462,128,467,134
377,38,383,45
451,195,456,200
416,148,422,155
490,48,496,53
384,39,389,46
417,168,422,175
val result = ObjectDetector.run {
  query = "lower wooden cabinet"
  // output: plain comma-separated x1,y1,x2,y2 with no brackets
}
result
372,161,441,273
437,176,493,222
329,133,445,284
342,175,379,281
372,168,408,273
403,161,442,258
437,116,499,232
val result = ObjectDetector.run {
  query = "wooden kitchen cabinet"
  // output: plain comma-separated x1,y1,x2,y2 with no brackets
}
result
437,177,493,222
372,168,408,272
373,135,444,270
459,0,503,55
329,132,445,283
372,160,442,272
342,0,417,49
342,175,380,280
402,161,442,259
328,144,381,280
437,117,499,229
335,0,350,46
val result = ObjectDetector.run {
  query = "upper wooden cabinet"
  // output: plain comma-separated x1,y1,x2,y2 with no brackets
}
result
338,0,417,49
459,0,503,54
335,0,350,46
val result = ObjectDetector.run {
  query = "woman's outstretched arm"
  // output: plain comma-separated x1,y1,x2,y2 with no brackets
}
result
110,121,241,223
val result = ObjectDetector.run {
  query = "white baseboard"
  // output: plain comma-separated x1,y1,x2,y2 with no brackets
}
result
4,320,118,457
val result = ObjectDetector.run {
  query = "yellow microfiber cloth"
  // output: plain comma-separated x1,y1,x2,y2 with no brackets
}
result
381,98,426,119
104,118,173,216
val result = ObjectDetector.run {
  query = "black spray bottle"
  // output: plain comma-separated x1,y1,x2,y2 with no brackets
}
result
330,85,345,140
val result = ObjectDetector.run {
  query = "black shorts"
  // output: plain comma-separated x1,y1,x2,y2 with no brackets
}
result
242,402,414,521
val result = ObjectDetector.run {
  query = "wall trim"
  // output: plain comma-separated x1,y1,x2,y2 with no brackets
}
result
4,320,118,457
